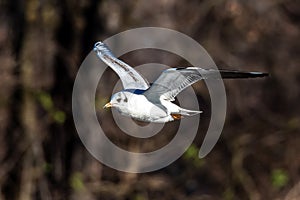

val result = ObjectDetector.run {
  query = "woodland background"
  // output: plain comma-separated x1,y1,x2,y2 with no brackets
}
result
0,0,300,199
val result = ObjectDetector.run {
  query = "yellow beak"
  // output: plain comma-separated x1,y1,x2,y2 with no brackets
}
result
103,102,112,109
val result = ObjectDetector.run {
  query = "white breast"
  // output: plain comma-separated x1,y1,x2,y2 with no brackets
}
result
128,94,167,120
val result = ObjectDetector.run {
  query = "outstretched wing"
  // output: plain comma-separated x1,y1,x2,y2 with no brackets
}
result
93,42,150,90
143,67,268,102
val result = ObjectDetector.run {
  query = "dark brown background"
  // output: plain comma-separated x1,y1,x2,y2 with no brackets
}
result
0,0,299,199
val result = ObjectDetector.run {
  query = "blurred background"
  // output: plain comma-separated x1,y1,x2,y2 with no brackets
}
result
0,0,300,199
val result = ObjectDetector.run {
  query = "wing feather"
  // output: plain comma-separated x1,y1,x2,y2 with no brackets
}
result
93,42,150,90
143,67,268,102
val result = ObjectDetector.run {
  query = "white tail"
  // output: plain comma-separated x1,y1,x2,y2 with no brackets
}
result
178,108,202,116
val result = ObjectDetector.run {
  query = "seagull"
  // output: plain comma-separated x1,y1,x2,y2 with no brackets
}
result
93,41,268,123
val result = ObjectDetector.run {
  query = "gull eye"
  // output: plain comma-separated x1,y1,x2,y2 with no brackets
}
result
124,97,128,103
116,98,121,103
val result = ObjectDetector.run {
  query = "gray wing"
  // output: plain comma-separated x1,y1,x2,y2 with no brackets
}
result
93,42,150,90
143,67,268,102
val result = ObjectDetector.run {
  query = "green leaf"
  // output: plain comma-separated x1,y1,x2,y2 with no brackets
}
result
37,91,53,111
184,144,198,160
223,187,235,200
271,169,289,189
53,110,66,124
70,172,85,191
42,162,53,173
183,144,205,168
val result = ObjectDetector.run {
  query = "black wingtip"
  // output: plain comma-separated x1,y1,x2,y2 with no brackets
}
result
220,70,269,79
250,71,269,77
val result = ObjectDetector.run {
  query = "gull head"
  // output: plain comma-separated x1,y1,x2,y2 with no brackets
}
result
103,91,129,109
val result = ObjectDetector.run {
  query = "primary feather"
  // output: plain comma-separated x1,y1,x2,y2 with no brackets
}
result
143,67,268,102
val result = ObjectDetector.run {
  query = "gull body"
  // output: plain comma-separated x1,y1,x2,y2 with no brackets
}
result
94,41,268,123
106,90,200,123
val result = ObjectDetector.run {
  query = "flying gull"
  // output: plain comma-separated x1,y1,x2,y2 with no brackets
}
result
93,41,268,123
